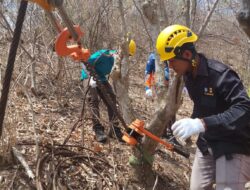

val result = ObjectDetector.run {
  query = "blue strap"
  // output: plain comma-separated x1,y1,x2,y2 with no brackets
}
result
164,66,169,81
80,69,88,80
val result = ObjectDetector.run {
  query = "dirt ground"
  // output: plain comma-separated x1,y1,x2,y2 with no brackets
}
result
0,64,196,189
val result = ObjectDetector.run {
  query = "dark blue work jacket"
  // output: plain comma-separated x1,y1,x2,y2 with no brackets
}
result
184,54,250,159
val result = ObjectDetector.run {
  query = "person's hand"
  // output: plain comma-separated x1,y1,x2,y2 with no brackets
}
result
89,77,97,88
171,118,205,141
145,89,153,98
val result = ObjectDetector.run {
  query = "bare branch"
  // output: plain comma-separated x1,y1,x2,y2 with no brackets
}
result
19,83,40,160
12,147,35,180
197,0,219,37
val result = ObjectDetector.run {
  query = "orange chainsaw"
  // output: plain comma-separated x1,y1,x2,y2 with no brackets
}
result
123,119,190,158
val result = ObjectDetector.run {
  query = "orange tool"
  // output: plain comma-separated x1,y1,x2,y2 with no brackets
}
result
122,120,144,146
123,119,190,158
54,25,90,62
28,0,55,11
28,1,91,62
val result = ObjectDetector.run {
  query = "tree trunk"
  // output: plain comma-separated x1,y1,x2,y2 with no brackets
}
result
128,76,184,189
237,0,250,38
190,0,197,29
185,0,197,29
141,0,168,106
112,0,136,124
186,0,191,28
158,0,168,30
127,1,184,189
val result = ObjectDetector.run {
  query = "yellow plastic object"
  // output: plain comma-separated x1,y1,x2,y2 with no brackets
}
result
27,0,54,11
156,25,198,61
129,39,136,56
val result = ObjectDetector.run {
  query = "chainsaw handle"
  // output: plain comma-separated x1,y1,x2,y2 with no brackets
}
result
173,146,190,158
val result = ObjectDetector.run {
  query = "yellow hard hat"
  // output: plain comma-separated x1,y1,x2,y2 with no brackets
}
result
129,40,136,56
156,25,198,61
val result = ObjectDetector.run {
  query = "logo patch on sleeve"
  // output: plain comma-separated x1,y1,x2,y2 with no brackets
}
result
204,87,214,96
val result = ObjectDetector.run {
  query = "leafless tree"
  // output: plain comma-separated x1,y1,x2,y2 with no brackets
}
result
0,0,249,189
237,0,250,38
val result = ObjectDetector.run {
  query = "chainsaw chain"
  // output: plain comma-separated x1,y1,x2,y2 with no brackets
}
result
82,61,128,130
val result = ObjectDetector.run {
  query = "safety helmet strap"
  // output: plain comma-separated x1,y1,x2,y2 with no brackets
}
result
173,46,197,67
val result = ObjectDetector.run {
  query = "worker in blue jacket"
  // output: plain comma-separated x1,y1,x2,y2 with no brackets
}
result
144,53,170,98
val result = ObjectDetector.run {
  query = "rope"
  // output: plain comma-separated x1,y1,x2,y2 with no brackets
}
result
0,0,28,137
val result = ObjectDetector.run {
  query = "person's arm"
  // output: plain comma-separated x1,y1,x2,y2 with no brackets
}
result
172,70,250,141
203,70,250,131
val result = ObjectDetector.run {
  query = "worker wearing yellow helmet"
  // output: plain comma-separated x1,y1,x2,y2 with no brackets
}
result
156,24,250,189
156,25,198,75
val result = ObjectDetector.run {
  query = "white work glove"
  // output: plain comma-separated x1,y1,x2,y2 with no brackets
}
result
145,89,153,98
171,118,205,141
89,77,97,88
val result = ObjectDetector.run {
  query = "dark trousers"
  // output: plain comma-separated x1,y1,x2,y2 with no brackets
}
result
88,81,119,128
